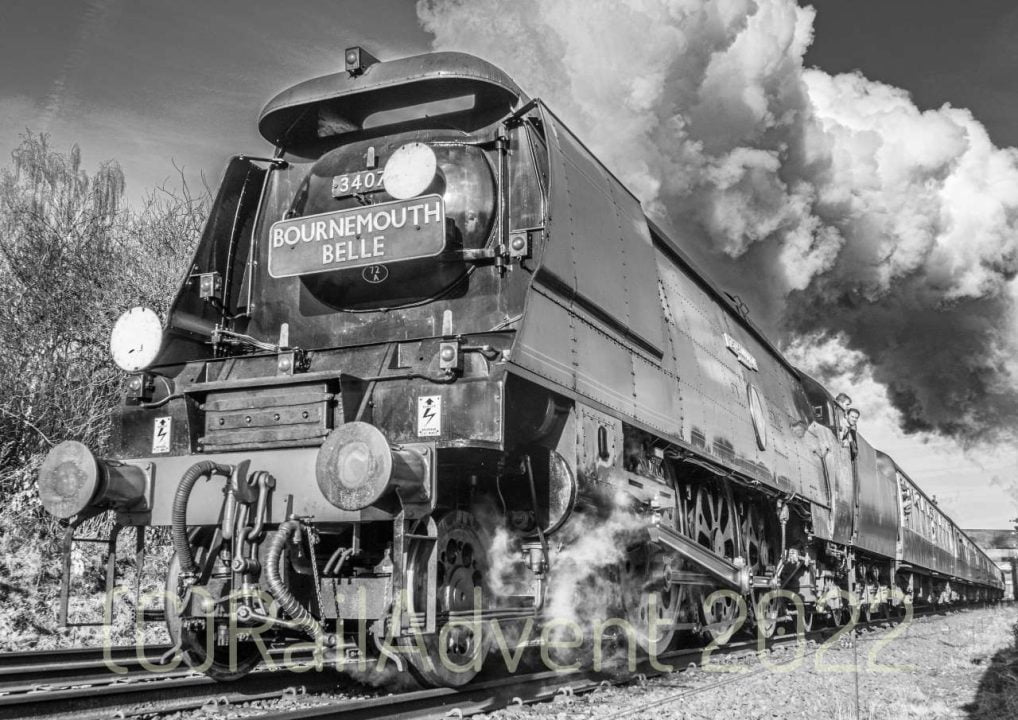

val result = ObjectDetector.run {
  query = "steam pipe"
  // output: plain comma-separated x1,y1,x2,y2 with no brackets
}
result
265,519,326,644
171,461,232,577
523,455,549,610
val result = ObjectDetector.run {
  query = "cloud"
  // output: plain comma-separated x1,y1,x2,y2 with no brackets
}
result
417,0,1018,444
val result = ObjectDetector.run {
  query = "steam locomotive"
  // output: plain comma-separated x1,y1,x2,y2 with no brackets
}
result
37,48,1004,686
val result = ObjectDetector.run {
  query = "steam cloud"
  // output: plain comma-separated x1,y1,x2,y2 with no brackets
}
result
417,0,1018,443
488,511,637,627
486,505,647,665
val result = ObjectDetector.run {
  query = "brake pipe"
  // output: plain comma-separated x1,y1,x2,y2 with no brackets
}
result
265,519,327,646
171,461,232,578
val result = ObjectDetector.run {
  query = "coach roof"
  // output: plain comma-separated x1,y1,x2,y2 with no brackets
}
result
259,51,527,150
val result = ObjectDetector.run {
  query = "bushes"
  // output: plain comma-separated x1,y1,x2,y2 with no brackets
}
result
0,133,206,647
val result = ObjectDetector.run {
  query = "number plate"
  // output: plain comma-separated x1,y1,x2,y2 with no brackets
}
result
332,169,385,197
268,195,446,279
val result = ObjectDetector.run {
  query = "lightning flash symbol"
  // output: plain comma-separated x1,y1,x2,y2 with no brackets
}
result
157,420,168,437
422,402,436,423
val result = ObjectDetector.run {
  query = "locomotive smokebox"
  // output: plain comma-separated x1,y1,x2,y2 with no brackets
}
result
37,440,149,519
315,422,431,511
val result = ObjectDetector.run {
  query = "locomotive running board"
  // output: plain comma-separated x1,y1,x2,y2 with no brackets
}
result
647,524,751,594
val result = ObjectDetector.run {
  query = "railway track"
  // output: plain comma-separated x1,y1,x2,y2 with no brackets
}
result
0,644,173,694
0,605,977,720
0,643,337,720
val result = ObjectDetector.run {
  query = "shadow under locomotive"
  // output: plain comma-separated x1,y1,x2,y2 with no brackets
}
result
965,618,1018,719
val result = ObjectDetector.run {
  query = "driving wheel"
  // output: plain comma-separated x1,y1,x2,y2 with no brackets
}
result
620,539,684,655
401,511,493,687
741,503,780,639
689,483,741,643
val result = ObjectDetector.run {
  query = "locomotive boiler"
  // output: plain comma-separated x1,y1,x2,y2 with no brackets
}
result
36,48,1004,686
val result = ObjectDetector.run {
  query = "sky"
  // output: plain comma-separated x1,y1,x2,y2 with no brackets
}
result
806,0,1018,149
0,0,1015,529
0,0,431,198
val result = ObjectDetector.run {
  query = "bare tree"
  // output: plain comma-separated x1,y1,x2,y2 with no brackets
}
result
0,133,207,646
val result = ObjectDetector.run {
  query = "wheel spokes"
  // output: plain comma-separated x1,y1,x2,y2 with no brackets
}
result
741,504,774,577
688,483,743,642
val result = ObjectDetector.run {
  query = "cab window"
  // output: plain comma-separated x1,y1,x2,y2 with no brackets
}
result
799,374,834,428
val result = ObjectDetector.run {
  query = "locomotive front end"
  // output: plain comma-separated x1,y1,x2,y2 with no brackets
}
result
36,49,560,685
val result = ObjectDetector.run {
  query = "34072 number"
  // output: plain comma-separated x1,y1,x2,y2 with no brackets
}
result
332,169,385,197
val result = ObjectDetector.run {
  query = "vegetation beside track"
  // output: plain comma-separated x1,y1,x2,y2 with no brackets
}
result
0,134,202,651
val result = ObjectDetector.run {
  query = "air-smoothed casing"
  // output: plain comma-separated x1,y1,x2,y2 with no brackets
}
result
510,104,829,524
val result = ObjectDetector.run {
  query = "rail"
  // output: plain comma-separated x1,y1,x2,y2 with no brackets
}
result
0,603,997,720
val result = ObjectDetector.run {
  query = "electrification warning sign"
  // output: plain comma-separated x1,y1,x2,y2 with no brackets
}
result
417,396,441,437
152,417,172,454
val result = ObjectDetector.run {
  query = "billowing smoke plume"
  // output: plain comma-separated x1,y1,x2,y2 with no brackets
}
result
417,0,1018,443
